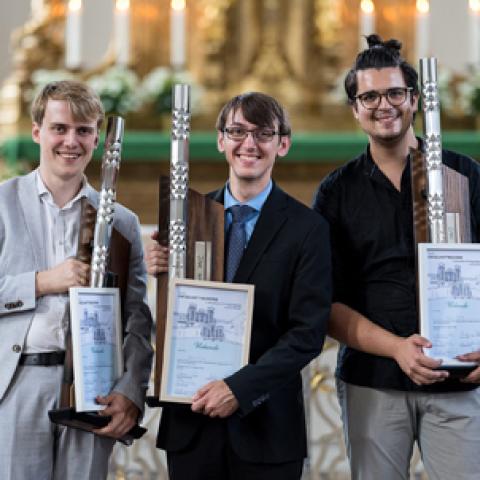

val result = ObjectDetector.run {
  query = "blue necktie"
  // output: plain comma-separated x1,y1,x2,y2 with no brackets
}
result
225,205,255,282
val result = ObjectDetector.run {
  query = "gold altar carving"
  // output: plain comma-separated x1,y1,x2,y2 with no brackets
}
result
0,0,64,136
0,0,417,136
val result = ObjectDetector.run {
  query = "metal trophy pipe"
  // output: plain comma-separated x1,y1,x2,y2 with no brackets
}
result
169,84,191,280
420,57,446,243
90,116,125,288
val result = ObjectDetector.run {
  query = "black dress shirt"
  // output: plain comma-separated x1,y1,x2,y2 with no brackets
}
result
314,143,480,392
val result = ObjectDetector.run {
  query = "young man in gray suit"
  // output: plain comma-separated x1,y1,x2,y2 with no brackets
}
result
0,81,153,479
146,92,331,479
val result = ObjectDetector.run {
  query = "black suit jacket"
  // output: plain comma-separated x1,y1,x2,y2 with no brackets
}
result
157,183,331,463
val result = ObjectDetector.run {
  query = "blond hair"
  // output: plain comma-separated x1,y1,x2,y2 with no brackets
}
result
31,80,105,128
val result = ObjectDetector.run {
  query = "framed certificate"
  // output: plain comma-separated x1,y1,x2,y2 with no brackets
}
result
418,243,480,368
160,278,254,403
69,287,123,412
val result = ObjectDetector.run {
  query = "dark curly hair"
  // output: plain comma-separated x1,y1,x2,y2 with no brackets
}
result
344,34,419,105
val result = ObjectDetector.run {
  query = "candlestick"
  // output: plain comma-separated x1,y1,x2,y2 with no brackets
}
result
115,0,130,66
359,0,375,51
415,0,430,60
65,0,82,69
170,0,186,69
469,0,480,66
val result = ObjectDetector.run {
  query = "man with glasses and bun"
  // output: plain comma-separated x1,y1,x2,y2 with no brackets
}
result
314,34,480,479
147,91,331,479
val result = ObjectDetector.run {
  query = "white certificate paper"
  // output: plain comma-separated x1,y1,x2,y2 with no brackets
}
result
69,288,123,411
160,279,254,403
418,243,480,367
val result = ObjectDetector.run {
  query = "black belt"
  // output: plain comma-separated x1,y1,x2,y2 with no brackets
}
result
19,352,65,366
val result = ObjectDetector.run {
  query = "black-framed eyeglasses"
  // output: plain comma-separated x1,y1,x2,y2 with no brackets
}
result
223,127,279,143
354,87,413,110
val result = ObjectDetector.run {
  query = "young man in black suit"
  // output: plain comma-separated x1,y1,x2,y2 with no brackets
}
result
146,92,331,479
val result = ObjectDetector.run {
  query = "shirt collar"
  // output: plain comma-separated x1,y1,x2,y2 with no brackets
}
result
223,180,272,212
363,136,424,175
35,169,88,209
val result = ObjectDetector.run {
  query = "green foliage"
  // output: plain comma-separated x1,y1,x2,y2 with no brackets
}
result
0,161,26,182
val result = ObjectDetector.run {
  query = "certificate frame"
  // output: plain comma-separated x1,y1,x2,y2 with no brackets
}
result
69,287,123,412
160,278,254,403
418,243,480,368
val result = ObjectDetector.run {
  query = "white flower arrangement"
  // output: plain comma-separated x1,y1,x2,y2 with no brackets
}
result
457,68,480,116
87,66,141,115
25,68,77,103
26,65,203,122
437,66,456,114
136,67,203,115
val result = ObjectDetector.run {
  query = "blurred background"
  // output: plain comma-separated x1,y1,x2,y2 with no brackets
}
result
1,0,479,223
0,2,478,478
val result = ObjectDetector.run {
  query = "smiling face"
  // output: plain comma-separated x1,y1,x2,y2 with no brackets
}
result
217,108,291,196
32,99,99,186
353,67,418,146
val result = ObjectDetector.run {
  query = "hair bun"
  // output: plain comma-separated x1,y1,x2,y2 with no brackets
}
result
366,34,402,53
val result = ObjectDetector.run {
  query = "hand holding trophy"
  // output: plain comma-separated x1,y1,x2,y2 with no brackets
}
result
49,117,146,443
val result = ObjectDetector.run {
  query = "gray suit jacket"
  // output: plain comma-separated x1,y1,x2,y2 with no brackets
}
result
0,170,153,410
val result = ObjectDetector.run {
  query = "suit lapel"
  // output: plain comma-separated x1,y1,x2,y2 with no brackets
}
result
209,187,225,204
18,171,46,270
85,183,99,209
234,185,288,282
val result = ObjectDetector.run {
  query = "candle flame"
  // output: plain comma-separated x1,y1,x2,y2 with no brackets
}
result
116,0,130,12
68,0,82,12
171,0,186,11
360,0,375,14
416,0,429,14
470,0,480,13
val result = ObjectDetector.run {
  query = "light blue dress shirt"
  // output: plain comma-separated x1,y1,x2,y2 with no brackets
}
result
223,180,273,245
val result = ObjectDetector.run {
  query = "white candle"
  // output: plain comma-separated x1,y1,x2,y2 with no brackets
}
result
31,0,44,16
65,0,82,69
115,0,130,66
359,0,375,51
469,0,480,66
170,0,186,69
415,0,430,60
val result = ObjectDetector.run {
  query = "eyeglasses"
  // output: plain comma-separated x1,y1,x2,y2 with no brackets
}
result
223,127,279,143
354,87,413,110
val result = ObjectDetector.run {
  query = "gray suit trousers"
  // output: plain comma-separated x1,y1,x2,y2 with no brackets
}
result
337,379,480,480
0,365,114,480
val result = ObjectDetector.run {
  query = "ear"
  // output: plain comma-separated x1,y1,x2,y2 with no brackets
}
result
32,122,41,144
351,104,359,121
411,92,419,111
217,130,225,153
276,135,292,158
93,129,99,149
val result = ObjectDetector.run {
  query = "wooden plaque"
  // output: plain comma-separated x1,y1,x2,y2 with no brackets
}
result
410,147,471,246
153,176,225,398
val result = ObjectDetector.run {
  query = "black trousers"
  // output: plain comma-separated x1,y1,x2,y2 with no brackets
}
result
166,418,303,480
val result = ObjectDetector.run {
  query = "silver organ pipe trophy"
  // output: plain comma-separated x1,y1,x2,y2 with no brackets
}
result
150,84,226,403
413,57,476,375
91,116,124,287
49,116,145,442
169,84,190,281
420,57,446,244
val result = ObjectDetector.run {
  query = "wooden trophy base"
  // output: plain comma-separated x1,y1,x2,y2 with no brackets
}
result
147,176,225,407
411,148,475,379
48,407,146,445
49,201,145,441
